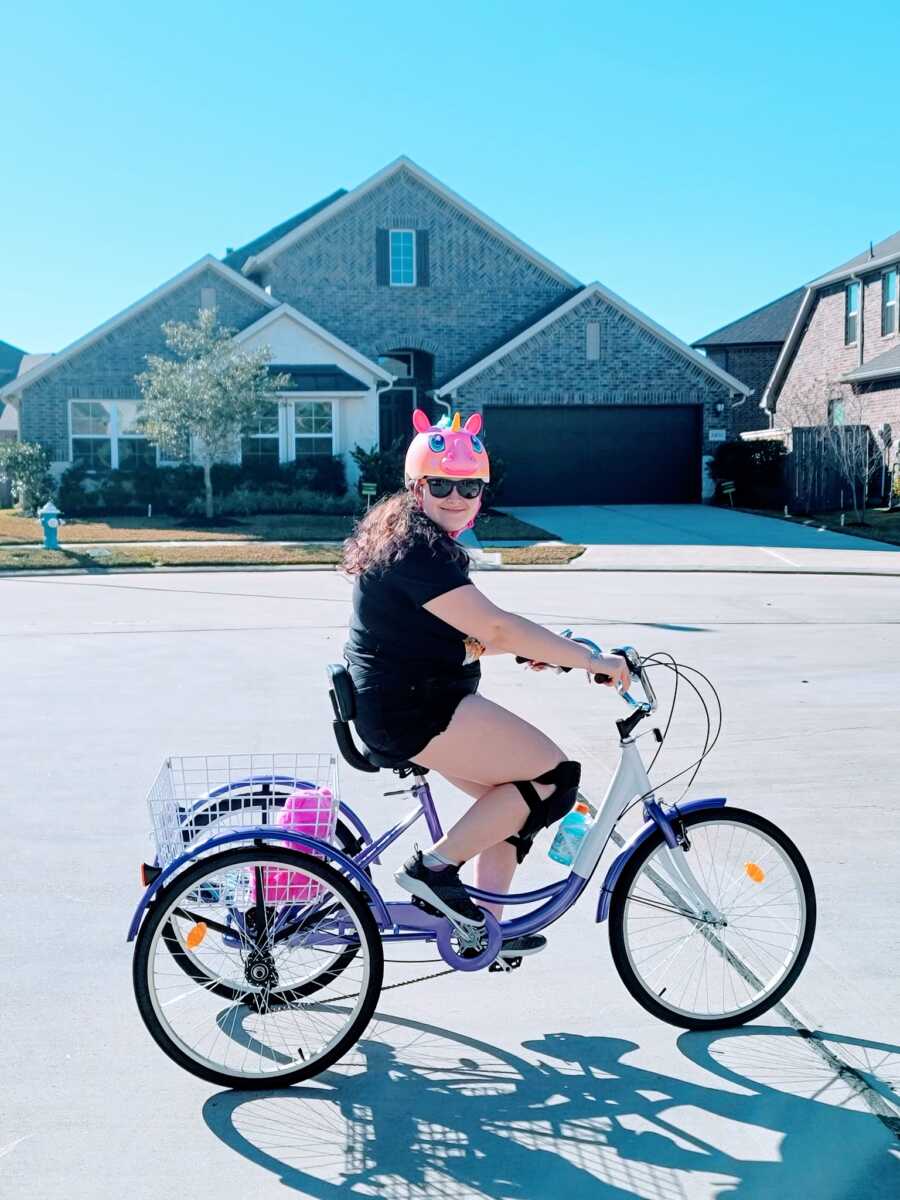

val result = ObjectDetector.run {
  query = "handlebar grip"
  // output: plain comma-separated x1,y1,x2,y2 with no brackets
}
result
515,655,612,683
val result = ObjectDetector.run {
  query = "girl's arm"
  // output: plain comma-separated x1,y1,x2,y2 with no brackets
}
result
426,584,631,687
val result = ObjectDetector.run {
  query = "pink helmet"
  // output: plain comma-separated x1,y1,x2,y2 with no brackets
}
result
404,409,490,483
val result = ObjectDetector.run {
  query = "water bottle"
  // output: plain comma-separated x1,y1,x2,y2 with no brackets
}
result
548,802,592,866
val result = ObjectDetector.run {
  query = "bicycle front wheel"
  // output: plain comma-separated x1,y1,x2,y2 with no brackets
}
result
133,847,383,1088
609,807,815,1030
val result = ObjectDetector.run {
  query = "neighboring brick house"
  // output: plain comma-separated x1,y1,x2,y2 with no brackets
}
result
762,232,900,472
0,157,749,504
691,289,805,438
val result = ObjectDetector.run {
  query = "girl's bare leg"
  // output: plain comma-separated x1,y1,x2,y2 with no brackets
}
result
440,773,521,919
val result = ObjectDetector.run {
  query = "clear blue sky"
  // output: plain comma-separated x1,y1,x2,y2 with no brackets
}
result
2,0,898,354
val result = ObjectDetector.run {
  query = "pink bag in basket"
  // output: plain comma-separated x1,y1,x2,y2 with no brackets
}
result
250,787,335,904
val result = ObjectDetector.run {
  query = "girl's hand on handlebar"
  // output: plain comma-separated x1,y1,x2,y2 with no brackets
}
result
590,653,631,692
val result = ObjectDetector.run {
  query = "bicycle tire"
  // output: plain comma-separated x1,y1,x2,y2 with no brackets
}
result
609,807,816,1030
133,846,383,1088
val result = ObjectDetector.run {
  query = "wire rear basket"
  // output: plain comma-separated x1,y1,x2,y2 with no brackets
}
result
146,752,339,872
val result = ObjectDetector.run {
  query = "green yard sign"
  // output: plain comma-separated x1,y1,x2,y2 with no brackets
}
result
361,482,377,496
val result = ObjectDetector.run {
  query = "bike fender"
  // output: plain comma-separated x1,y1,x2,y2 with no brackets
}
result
595,797,727,923
126,828,390,941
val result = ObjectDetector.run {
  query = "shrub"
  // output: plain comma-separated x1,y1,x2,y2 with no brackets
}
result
350,440,406,499
185,486,361,517
0,441,55,514
707,439,787,507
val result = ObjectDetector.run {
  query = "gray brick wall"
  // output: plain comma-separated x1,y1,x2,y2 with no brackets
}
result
260,164,575,385
704,345,777,437
453,291,736,455
19,268,272,461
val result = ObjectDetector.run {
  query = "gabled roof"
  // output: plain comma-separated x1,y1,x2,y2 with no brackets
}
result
231,303,394,384
222,190,348,272
0,256,278,400
810,229,900,287
692,287,806,348
435,282,751,398
241,156,582,288
841,342,900,383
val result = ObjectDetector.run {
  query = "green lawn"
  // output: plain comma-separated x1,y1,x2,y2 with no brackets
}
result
0,507,555,545
0,539,584,572
742,505,900,547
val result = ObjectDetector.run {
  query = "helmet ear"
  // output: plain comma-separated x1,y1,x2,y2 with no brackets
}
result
412,409,432,433
464,413,482,435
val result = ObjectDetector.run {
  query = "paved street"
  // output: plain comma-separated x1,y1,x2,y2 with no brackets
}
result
4,564,900,1198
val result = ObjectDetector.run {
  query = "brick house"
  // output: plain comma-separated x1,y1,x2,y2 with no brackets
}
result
0,157,750,504
691,289,805,435
762,231,900,472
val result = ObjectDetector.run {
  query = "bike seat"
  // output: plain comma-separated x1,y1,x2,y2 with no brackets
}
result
326,664,427,778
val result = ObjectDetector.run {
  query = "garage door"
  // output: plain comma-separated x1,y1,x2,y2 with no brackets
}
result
483,405,703,505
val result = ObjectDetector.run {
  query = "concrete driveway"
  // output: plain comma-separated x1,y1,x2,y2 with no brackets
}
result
501,505,900,574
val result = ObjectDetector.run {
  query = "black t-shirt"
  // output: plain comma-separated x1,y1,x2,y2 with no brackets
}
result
344,525,483,689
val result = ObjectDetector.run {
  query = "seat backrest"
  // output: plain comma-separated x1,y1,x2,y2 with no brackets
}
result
327,663,357,723
326,664,380,774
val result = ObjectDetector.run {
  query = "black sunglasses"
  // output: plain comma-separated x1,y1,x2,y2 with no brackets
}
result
424,476,486,500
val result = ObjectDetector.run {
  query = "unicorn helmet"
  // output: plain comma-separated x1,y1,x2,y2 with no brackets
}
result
404,409,490,484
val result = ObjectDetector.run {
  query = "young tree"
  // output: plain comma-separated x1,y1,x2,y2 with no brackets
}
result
137,308,289,519
777,383,879,523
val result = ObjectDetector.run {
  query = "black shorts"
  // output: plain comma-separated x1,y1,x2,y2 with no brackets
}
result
351,674,480,768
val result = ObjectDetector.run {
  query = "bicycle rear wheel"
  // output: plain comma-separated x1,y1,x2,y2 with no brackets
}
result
609,808,815,1030
133,847,383,1088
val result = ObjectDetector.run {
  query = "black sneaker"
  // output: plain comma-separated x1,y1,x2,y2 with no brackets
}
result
499,934,546,959
394,851,485,927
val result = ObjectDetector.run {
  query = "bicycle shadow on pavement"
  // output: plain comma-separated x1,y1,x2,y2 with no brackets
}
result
203,1014,900,1199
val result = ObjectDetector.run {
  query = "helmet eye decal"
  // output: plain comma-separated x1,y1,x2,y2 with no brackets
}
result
471,435,484,454
428,433,446,452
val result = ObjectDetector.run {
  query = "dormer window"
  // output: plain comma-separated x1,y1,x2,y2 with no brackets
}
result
844,281,860,345
390,230,416,286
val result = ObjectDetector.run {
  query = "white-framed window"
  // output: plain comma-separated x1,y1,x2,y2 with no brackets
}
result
241,401,281,466
389,230,416,286
882,268,898,337
239,398,336,465
295,400,334,457
70,399,157,471
844,281,860,345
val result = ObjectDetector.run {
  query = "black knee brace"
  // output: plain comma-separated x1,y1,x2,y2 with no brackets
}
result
505,760,582,863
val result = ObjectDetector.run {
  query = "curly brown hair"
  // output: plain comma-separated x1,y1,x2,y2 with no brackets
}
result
342,489,468,576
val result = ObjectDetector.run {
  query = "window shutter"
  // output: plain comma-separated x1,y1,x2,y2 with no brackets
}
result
375,229,389,285
416,229,430,287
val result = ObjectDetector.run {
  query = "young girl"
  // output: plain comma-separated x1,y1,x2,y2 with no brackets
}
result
342,409,630,958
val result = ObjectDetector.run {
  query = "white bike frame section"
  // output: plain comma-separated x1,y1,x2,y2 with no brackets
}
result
571,736,725,924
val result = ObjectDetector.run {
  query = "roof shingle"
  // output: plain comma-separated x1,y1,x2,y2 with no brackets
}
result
222,190,348,273
692,288,806,348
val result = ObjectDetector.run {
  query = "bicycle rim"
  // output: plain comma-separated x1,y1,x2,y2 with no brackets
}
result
137,850,380,1084
614,811,813,1025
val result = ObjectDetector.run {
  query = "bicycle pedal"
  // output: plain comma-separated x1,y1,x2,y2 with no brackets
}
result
489,955,522,973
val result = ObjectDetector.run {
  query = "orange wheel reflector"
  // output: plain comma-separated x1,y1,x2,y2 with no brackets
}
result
186,922,208,949
745,862,765,883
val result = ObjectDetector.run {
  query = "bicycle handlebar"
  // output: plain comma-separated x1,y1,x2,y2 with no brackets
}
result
515,635,656,713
